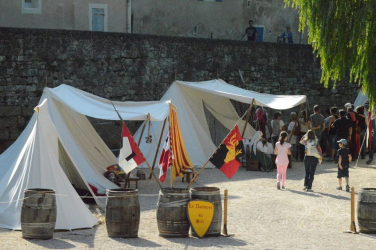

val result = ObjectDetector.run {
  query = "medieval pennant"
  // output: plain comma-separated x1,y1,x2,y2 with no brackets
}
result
118,122,145,174
209,125,244,179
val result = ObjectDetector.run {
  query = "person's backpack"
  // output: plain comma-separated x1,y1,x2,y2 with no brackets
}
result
293,122,301,136
272,120,282,136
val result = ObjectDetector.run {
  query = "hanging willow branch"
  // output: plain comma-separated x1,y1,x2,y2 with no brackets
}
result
285,0,376,105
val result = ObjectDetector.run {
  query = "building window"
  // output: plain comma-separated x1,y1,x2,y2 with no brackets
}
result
21,0,42,14
89,4,108,32
247,0,251,7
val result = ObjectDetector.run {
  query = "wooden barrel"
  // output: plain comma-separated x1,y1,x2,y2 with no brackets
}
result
105,188,140,238
21,188,56,239
357,188,376,233
157,188,190,237
190,187,222,237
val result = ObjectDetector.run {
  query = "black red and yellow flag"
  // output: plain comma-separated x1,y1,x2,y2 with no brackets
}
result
209,125,244,179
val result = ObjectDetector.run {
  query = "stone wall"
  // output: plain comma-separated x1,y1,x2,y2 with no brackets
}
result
0,27,359,153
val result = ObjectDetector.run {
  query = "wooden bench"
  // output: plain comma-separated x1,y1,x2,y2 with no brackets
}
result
126,177,139,189
181,169,195,183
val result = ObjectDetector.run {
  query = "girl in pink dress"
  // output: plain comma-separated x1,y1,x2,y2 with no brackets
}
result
274,131,292,189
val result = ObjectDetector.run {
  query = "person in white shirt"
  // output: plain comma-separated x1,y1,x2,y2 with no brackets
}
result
287,112,299,161
271,112,285,148
249,131,272,171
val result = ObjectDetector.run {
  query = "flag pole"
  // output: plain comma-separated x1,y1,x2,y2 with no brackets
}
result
242,99,255,138
186,106,251,190
148,117,168,179
110,102,164,190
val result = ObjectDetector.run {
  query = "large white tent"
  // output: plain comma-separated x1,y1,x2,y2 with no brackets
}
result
0,84,170,230
136,79,307,169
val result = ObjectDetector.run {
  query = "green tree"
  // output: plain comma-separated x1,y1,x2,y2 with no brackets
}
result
285,0,376,104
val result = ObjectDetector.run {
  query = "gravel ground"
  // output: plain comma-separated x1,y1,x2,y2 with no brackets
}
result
1,159,376,249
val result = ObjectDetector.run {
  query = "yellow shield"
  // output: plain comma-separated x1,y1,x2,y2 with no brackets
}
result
187,200,214,238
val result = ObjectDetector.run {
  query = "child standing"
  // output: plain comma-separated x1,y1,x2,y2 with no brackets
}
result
274,131,291,190
336,139,352,192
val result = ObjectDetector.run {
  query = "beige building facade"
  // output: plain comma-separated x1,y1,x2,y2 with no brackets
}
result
0,0,129,33
0,0,306,43
132,0,307,43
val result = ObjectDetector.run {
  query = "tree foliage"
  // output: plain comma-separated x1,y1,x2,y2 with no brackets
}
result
285,0,376,104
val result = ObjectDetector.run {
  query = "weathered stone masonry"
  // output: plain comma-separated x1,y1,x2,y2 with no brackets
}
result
0,27,358,153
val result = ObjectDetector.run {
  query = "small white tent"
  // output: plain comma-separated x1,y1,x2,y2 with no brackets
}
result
0,84,170,230
354,90,368,108
136,79,307,169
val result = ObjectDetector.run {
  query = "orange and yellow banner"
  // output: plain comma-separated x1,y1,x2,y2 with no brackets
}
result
169,104,193,181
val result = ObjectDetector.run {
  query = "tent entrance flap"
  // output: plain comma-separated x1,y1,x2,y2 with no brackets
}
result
203,101,230,146
58,140,88,191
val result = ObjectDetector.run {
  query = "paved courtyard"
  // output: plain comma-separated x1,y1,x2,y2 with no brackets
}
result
1,159,376,249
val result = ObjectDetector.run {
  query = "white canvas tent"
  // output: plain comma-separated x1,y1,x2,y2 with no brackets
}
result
354,90,368,108
136,79,307,169
0,84,170,230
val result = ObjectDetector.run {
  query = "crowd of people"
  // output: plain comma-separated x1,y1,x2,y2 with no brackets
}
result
243,102,374,192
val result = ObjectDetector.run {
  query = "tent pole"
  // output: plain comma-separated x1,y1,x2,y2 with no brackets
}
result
144,158,164,190
148,117,168,179
242,99,255,138
135,119,164,190
288,102,305,143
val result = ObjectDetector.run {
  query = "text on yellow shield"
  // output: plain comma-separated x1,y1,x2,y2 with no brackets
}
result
187,200,214,238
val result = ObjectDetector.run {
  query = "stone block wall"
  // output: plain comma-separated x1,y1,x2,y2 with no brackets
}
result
0,28,359,153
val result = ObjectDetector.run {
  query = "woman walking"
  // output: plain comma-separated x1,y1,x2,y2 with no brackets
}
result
274,131,291,190
300,130,322,192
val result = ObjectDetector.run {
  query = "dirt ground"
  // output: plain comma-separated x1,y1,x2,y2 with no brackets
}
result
1,158,376,250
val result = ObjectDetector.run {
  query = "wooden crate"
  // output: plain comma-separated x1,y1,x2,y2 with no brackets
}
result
246,159,259,171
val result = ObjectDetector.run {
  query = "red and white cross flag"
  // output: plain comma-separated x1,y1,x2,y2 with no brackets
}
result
158,135,172,183
118,122,145,174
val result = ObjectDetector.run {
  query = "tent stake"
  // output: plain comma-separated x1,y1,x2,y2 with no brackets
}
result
241,99,255,138
149,118,168,179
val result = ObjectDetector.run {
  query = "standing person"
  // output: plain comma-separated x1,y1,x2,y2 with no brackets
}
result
242,20,257,42
327,107,339,161
271,112,284,148
356,106,367,159
366,114,375,164
345,103,359,158
300,130,322,192
331,109,352,162
278,26,293,44
336,139,352,192
274,131,291,190
299,110,311,161
253,106,267,137
287,112,299,160
310,105,325,147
